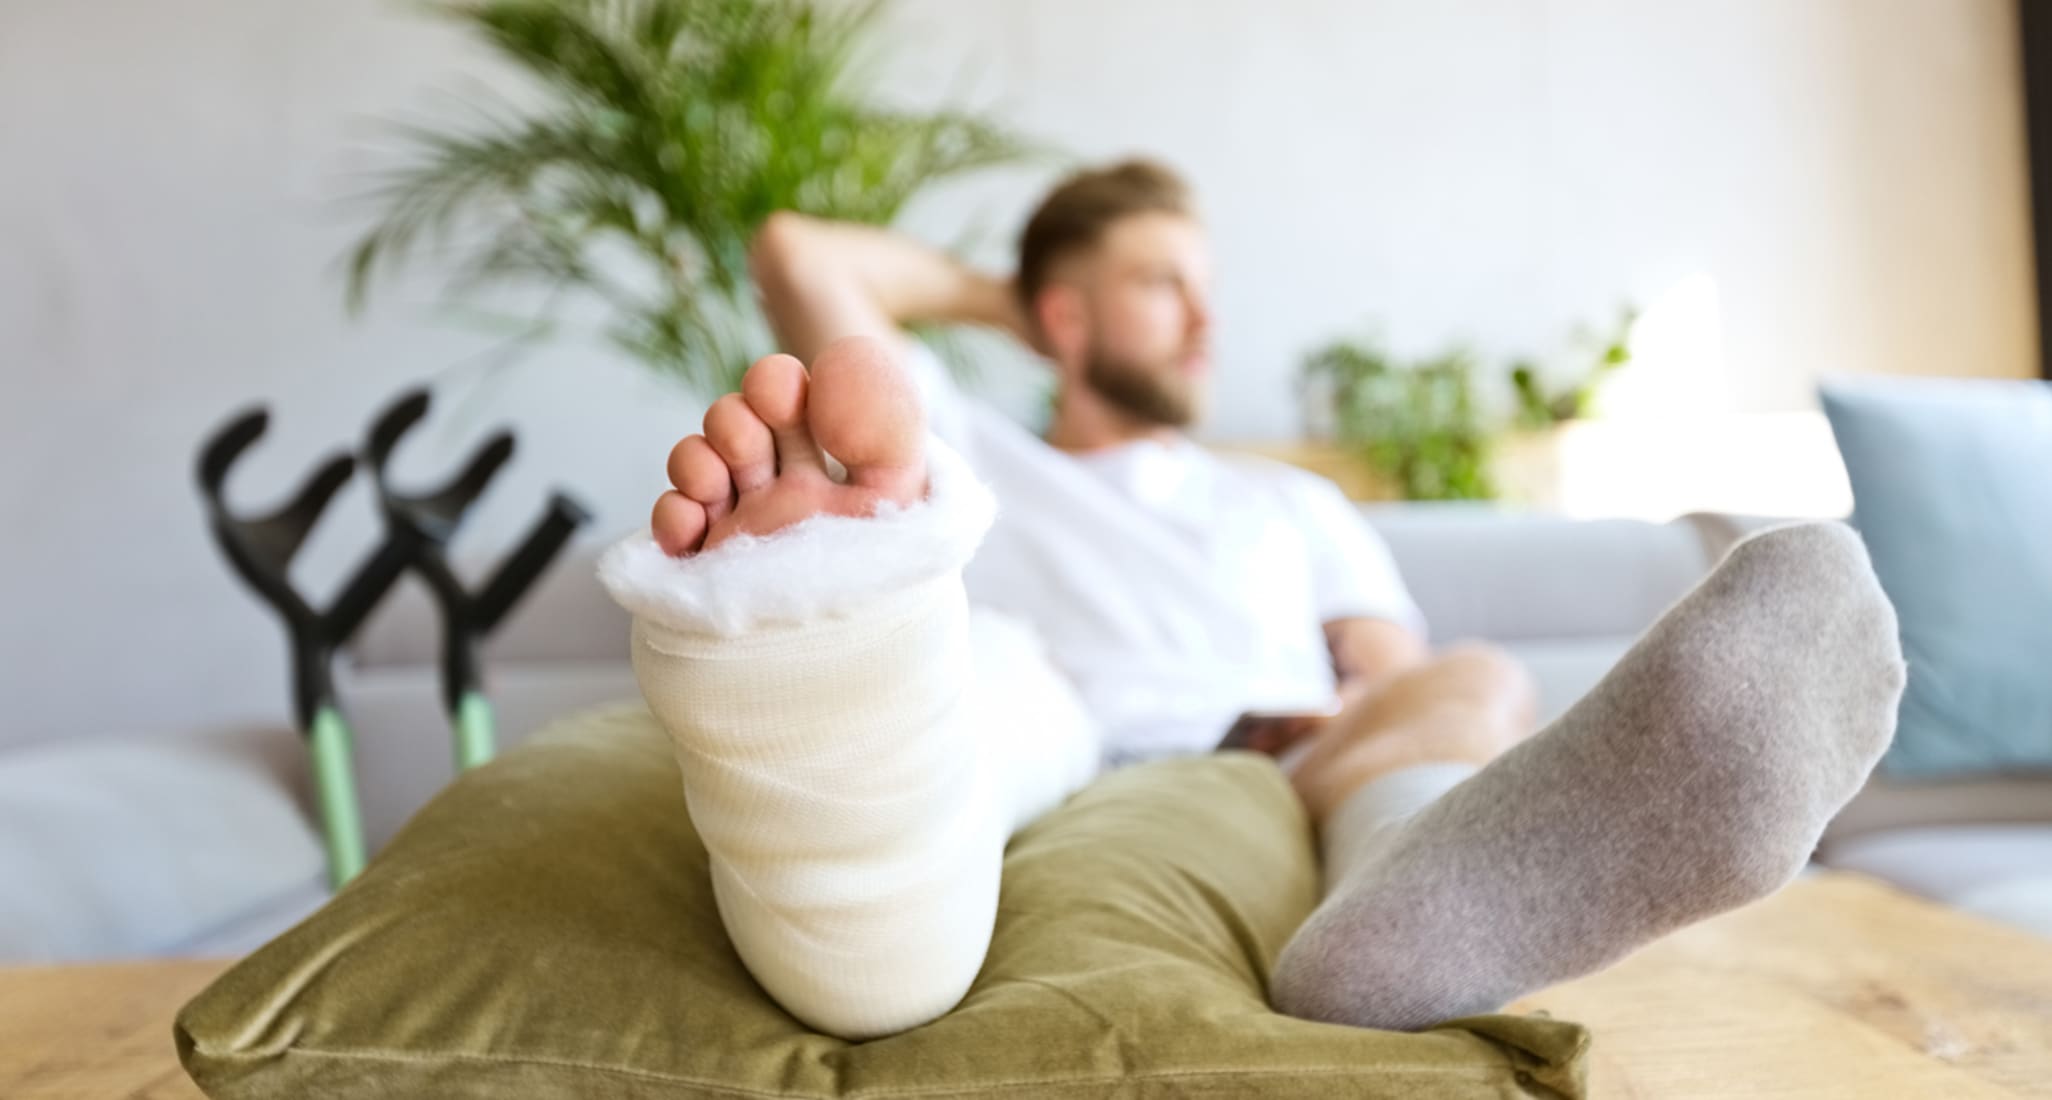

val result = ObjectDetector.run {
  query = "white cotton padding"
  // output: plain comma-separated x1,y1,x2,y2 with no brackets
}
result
596,435,996,636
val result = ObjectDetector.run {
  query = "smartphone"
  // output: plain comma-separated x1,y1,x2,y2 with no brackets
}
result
1216,702,1342,756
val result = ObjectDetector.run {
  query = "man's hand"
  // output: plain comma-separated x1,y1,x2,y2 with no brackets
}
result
1218,710,1335,756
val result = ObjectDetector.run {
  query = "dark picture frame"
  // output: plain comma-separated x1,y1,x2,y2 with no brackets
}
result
2018,0,2052,378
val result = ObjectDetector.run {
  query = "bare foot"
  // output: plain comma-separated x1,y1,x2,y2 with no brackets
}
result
652,335,928,557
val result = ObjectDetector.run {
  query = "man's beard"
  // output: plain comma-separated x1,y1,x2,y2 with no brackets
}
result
1084,348,1201,428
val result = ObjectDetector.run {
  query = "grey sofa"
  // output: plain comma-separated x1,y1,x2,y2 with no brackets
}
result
6,507,2047,961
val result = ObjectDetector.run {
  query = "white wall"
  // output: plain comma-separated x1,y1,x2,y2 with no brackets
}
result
0,0,2035,745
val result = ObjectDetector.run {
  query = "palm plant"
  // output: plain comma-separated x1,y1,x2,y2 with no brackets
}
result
345,0,1035,392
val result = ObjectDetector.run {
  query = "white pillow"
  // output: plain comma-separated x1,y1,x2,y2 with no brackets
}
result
0,729,323,961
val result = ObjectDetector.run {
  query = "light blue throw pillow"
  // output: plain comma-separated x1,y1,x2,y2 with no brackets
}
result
1820,378,2052,779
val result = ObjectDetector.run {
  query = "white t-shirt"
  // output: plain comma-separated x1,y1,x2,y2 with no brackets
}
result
910,346,1424,765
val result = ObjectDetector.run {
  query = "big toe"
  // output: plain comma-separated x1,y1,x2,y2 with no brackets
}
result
807,335,926,502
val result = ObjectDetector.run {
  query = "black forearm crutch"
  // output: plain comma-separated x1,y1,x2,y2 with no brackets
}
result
363,388,590,771
197,409,407,887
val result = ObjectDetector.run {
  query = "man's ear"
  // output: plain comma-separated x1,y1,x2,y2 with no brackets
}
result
1035,284,1086,369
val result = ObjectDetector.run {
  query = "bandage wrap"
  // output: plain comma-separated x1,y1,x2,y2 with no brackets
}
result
598,438,1096,1039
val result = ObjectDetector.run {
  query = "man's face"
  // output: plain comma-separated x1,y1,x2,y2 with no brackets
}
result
1055,213,1214,428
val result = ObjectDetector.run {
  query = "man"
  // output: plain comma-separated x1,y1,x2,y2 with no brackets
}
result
599,160,1904,1041
747,162,1514,800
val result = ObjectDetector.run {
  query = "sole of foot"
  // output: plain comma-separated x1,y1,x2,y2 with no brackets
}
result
652,335,929,557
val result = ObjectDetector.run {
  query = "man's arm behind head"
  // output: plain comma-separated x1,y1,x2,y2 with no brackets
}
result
749,212,1028,363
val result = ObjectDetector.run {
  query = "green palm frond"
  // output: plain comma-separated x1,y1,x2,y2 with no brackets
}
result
345,112,621,310
346,0,1041,393
463,2,660,115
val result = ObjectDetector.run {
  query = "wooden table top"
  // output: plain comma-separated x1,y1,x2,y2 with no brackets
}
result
1515,873,2052,1097
4,873,2048,1099
1,955,219,1099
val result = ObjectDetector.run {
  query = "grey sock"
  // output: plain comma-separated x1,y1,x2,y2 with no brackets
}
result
1271,522,1905,1031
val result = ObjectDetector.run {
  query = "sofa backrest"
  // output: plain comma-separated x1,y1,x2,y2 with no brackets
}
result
1365,505,1721,642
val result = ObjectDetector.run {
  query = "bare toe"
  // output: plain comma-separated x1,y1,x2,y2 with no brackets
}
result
807,335,926,502
740,353,826,475
668,434,732,499
652,491,708,557
704,393,776,494
677,338,928,553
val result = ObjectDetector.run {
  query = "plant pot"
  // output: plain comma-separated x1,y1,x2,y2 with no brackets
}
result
1491,427,1568,509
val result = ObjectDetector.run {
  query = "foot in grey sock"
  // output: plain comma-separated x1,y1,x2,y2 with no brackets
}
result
1270,522,1906,1031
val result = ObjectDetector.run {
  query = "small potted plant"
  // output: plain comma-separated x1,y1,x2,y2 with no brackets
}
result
1297,306,1636,506
1298,339,1497,502
1495,304,1637,506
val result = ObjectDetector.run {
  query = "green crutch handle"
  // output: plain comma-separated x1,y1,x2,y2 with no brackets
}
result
454,691,496,772
308,705,367,888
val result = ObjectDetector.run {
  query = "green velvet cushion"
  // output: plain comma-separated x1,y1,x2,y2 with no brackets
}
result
177,705,1587,1098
